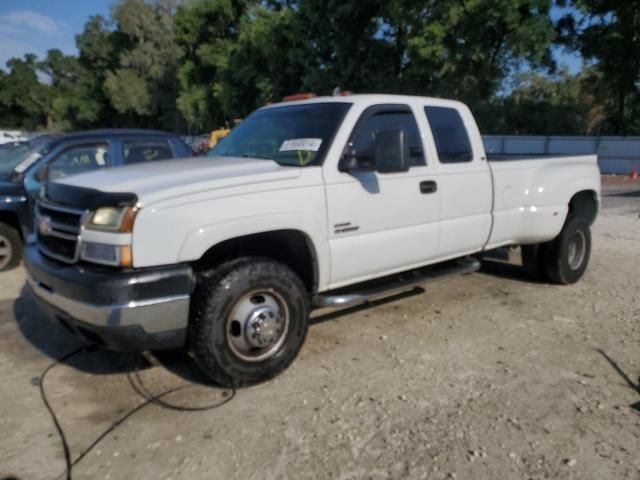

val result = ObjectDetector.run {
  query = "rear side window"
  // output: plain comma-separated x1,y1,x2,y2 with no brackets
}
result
123,140,173,165
350,110,425,167
424,106,473,163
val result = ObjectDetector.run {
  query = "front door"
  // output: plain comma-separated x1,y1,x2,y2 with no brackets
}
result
24,142,113,234
324,104,441,288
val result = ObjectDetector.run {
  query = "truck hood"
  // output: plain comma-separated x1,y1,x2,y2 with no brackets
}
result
54,156,302,206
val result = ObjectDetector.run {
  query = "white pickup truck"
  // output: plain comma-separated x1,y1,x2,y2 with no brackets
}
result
25,94,600,387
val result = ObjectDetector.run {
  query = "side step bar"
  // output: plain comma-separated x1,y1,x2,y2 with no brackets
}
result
312,257,481,309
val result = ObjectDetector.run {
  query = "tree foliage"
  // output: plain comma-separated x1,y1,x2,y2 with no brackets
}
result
0,0,637,135
557,0,640,134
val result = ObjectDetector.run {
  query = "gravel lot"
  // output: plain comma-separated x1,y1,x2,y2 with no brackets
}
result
1,178,639,480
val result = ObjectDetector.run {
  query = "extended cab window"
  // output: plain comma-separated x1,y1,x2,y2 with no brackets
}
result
349,107,425,168
48,143,109,181
424,106,473,163
123,140,173,165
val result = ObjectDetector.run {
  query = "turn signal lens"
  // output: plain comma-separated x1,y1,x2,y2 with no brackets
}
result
119,246,133,267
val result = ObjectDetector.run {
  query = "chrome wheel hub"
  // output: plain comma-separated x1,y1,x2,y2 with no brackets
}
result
246,306,283,348
226,290,289,362
0,234,12,270
567,230,586,270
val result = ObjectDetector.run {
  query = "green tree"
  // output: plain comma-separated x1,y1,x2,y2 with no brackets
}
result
0,54,50,130
477,68,606,134
287,0,392,93
40,49,102,129
406,0,556,106
216,4,308,117
174,0,253,131
75,15,122,127
105,0,181,129
557,0,640,134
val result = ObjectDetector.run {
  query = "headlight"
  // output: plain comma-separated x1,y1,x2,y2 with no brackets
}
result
86,206,138,233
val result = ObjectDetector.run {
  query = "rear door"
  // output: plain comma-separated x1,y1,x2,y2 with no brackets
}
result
324,103,441,288
422,104,492,257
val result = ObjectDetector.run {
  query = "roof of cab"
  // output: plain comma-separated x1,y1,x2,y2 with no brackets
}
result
61,128,181,139
263,93,467,110
42,129,185,149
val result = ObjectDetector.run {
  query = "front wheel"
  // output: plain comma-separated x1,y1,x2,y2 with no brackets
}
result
0,223,22,272
189,257,310,388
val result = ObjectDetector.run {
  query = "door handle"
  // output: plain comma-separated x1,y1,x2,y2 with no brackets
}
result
420,180,438,194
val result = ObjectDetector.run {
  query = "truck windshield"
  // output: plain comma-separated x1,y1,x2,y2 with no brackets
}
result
0,145,37,181
209,102,352,167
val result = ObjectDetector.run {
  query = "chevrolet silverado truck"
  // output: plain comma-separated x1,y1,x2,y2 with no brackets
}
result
25,94,600,387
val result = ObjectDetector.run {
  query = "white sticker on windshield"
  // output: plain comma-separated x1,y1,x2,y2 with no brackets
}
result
279,138,322,152
14,152,42,174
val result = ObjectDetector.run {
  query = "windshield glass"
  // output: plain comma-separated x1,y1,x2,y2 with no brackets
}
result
209,102,352,166
0,139,50,181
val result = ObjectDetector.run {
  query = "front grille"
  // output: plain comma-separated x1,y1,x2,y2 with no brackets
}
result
36,202,85,263
38,206,82,230
38,234,78,260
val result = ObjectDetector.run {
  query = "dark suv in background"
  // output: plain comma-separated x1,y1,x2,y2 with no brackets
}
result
0,129,191,271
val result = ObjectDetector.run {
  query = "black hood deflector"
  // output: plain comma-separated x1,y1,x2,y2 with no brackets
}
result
46,182,138,209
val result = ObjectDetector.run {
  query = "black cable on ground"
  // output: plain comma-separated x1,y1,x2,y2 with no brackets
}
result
126,352,235,412
37,348,235,480
37,345,94,480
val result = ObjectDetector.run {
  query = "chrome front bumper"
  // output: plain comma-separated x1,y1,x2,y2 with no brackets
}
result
24,245,193,351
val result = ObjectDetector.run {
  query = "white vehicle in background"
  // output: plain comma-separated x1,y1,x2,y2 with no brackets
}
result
25,94,601,387
0,130,27,145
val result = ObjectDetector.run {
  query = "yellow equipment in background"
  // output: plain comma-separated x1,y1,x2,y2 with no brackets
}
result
209,128,230,149
209,119,242,149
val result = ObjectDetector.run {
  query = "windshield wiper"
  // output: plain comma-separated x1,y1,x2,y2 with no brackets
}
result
241,153,273,160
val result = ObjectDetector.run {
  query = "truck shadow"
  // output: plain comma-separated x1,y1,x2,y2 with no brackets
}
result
477,258,547,285
12,285,212,386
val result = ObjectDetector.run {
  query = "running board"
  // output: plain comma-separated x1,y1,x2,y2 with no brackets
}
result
312,257,481,309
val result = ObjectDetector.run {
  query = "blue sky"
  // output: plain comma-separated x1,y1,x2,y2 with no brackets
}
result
0,1,583,73
0,0,111,68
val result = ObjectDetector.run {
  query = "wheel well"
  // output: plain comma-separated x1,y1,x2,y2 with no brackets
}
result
0,211,23,239
194,230,318,293
569,190,598,225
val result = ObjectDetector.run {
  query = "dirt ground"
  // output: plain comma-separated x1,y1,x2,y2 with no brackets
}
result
1,179,639,480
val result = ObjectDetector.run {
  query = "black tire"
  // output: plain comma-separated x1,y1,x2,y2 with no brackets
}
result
542,216,591,285
521,244,545,280
0,223,22,272
189,257,310,388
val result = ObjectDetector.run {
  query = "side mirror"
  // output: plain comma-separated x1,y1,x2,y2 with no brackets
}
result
374,128,409,174
338,144,374,172
36,164,49,183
